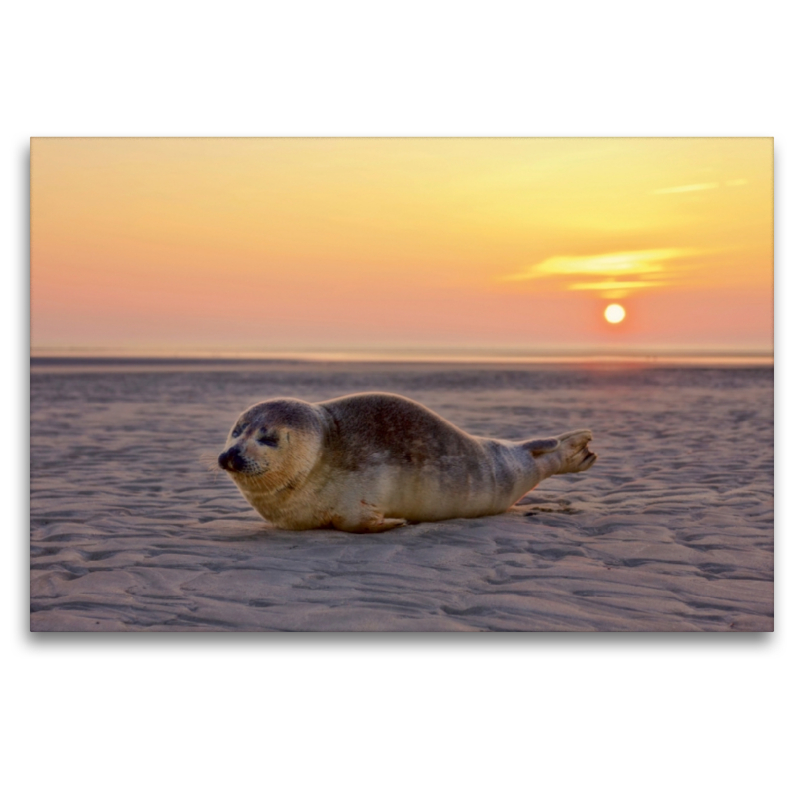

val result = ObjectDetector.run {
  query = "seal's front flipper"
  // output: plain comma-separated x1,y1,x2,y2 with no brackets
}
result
346,516,407,533
363,517,407,533
332,503,408,533
521,437,560,456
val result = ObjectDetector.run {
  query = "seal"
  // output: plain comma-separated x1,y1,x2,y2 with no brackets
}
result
218,392,597,533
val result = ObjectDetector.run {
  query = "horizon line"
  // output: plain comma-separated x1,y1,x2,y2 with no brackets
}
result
30,345,774,367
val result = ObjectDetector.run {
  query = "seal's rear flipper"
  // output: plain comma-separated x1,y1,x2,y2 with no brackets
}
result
521,437,560,456
554,429,596,474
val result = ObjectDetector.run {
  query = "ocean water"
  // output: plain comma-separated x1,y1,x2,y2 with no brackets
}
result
30,360,774,631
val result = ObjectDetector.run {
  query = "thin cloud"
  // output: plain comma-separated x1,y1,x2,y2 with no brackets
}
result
568,280,667,292
652,182,719,195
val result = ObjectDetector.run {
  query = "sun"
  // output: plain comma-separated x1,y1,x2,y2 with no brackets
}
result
604,303,626,324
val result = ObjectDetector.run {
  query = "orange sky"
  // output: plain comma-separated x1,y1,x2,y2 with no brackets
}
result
30,137,773,357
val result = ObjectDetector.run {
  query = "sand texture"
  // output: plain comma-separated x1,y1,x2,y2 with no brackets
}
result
30,361,773,632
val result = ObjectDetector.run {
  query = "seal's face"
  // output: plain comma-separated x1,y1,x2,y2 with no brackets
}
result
218,399,325,494
218,420,284,476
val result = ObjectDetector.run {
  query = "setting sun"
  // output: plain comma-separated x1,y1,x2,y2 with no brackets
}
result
604,304,626,324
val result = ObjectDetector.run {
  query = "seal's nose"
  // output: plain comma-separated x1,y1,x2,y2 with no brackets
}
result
218,447,246,472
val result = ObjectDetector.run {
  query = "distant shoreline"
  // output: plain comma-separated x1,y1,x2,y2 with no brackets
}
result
29,351,774,370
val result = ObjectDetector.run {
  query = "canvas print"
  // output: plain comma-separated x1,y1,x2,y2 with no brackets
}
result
30,138,773,631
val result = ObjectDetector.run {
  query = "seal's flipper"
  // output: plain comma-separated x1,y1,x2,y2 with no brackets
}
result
343,516,407,534
553,430,596,474
522,437,560,456
331,501,408,533
363,517,407,533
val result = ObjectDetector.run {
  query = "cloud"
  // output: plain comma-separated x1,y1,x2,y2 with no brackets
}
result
504,248,697,298
567,280,667,292
652,182,719,195
652,178,748,194
507,248,690,281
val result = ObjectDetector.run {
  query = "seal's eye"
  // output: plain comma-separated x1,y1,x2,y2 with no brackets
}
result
232,426,244,439
257,431,280,448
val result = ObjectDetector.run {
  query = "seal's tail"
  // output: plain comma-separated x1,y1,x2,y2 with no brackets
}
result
522,430,597,474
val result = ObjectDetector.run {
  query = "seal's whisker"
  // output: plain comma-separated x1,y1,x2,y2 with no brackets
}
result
199,452,222,474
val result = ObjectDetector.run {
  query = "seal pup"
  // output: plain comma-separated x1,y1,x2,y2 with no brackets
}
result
218,392,596,533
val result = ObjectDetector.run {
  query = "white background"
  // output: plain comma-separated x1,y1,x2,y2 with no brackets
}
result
4,2,796,798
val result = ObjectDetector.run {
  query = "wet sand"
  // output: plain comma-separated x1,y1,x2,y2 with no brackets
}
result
30,360,773,631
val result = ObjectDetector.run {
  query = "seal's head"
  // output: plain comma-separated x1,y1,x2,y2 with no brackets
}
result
218,398,325,494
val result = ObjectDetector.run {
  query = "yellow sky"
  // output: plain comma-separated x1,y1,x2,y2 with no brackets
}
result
30,137,773,356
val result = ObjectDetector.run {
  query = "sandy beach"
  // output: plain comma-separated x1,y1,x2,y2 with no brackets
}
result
30,359,773,632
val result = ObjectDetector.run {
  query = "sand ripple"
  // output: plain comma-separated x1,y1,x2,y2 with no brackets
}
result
30,362,773,631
